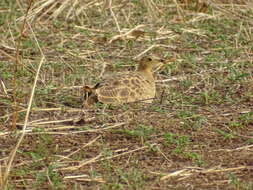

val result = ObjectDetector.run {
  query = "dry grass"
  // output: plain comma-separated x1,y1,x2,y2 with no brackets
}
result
0,0,253,189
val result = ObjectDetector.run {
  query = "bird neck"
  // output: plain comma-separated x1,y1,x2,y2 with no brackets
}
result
137,64,153,71
138,69,154,81
137,63,150,71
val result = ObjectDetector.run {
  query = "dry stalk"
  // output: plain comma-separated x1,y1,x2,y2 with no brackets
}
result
0,107,83,120
46,168,54,188
0,162,3,187
133,44,157,59
8,158,45,170
63,174,105,183
60,154,102,171
27,118,80,125
2,14,45,186
108,0,121,33
142,0,160,20
0,122,126,137
172,0,186,22
156,76,187,83
187,13,219,23
58,143,157,171
0,77,8,96
74,25,106,33
18,0,102,22
161,165,252,181
200,180,230,187
2,56,45,186
11,0,34,130
155,146,173,165
210,144,253,152
207,0,253,25
108,24,145,43
0,48,16,62
57,135,101,162
51,0,71,19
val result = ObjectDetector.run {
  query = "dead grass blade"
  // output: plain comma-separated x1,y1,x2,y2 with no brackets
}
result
0,162,3,187
19,0,103,22
134,44,158,59
108,24,145,44
63,174,105,183
2,15,45,186
57,135,101,162
51,0,72,19
207,0,253,25
161,165,252,181
143,0,161,20
0,122,126,137
57,143,157,171
172,0,185,22
108,0,121,33
0,76,8,96
210,144,253,152
2,56,45,186
187,12,219,23
0,48,16,62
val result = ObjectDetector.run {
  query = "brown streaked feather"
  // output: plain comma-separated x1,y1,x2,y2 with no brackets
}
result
84,56,164,106
95,72,155,104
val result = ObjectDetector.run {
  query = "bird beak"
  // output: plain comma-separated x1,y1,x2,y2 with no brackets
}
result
159,57,176,67
154,57,176,71
153,58,165,71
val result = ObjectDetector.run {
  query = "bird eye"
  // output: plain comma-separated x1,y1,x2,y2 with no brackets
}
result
148,57,152,61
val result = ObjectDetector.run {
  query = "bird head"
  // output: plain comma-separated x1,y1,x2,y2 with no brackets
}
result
137,56,165,72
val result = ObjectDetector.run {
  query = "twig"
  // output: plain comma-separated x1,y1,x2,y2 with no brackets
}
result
156,146,172,165
108,24,145,43
11,0,34,130
59,154,102,171
0,76,8,96
134,44,157,59
156,76,187,83
209,144,253,152
0,49,16,62
0,122,126,137
3,56,45,185
2,17,45,185
172,0,185,22
161,165,252,181
57,135,101,162
58,143,157,171
0,162,3,187
109,0,121,33
46,168,54,188
63,174,105,183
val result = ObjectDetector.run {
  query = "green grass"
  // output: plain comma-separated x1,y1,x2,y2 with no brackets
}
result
163,133,203,165
101,167,147,190
118,124,155,144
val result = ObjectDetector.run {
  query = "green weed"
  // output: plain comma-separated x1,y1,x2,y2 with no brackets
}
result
215,129,235,140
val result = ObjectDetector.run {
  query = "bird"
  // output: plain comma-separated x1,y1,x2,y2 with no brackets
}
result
83,56,165,107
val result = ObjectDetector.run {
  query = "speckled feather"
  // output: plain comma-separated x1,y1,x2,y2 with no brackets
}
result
96,72,155,104
84,56,164,106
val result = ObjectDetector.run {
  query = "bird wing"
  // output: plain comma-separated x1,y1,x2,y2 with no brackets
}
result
96,73,155,104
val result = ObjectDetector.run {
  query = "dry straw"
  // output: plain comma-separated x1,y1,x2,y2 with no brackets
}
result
1,1,45,187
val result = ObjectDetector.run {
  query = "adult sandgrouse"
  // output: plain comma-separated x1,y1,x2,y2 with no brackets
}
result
84,56,164,107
